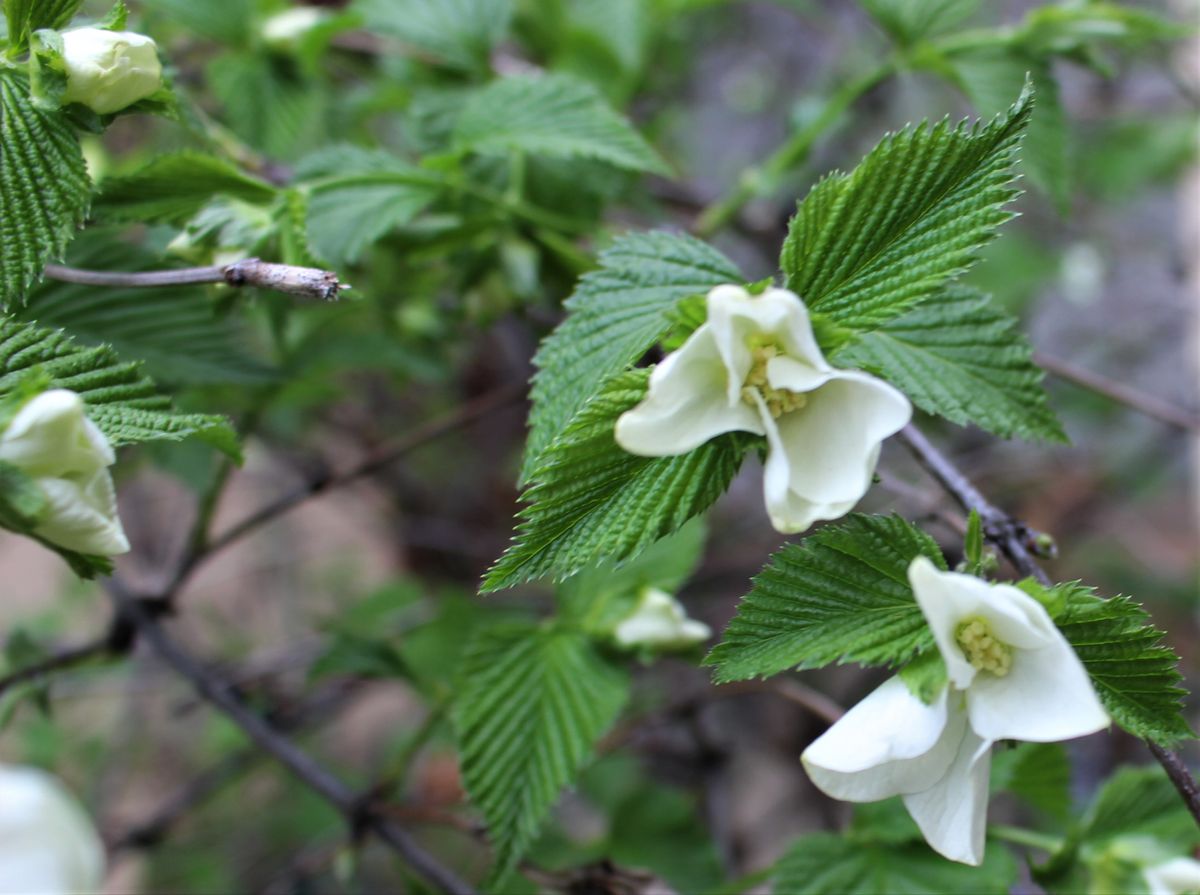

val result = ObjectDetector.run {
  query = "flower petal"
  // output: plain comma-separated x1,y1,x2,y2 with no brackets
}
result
613,587,711,649
34,473,130,556
615,323,762,456
707,286,831,397
908,557,1058,690
802,677,958,802
967,635,1109,742
755,394,859,532
0,390,113,477
902,726,992,866
1144,858,1200,895
765,370,910,508
764,354,833,394
0,765,105,895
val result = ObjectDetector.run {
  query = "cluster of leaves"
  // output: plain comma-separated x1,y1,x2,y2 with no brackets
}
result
861,0,1185,209
0,0,1193,890
487,83,1060,594
0,0,248,571
455,8,1193,884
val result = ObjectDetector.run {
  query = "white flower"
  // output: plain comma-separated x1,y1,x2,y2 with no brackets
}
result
1144,857,1200,895
0,765,105,895
614,586,711,650
261,7,329,47
615,285,911,534
60,27,162,115
801,556,1108,865
0,390,129,556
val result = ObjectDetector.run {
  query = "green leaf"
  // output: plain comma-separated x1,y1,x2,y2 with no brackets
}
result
93,152,277,225
557,518,706,635
947,50,1068,210
305,159,443,267
0,459,47,532
454,73,669,175
705,514,944,683
524,231,742,480
1014,4,1187,58
0,71,90,309
836,284,1066,442
1081,766,1200,851
770,830,1017,894
485,370,745,592
355,0,512,72
898,648,947,704
454,623,628,884
861,0,981,46
1037,766,1200,892
207,52,325,161
4,0,82,48
780,84,1030,332
0,316,239,457
140,0,251,44
28,28,68,111
21,231,273,385
990,742,1071,823
1053,584,1191,746
97,1,128,31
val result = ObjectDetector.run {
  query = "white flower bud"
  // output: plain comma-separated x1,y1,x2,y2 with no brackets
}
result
0,765,105,895
261,7,329,47
1144,857,1200,895
60,27,162,115
614,586,711,651
0,390,129,556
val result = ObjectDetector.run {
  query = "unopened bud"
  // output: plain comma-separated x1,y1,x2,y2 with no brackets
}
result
60,28,162,115
261,7,328,48
0,390,129,556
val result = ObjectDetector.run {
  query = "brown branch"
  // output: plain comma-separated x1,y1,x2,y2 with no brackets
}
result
899,425,1053,585
111,679,362,852
0,635,112,698
1036,352,1200,432
1149,741,1200,827
899,423,1200,825
166,382,525,595
106,588,476,895
42,258,346,301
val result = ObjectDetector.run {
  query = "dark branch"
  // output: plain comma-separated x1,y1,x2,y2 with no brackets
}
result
0,636,111,698
43,258,346,301
167,382,525,595
899,425,1052,585
1036,352,1200,432
111,679,361,852
899,423,1200,825
106,588,476,895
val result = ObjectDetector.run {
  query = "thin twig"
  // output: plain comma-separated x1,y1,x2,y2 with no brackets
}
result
43,258,346,301
899,423,1200,825
1149,741,1200,827
111,678,362,852
1035,352,1200,432
0,635,112,698
168,383,525,594
899,425,1052,585
106,588,476,895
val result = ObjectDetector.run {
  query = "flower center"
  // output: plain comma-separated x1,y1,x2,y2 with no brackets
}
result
740,343,807,419
955,617,1013,676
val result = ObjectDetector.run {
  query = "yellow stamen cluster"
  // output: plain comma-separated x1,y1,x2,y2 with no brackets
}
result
741,343,808,419
955,617,1013,677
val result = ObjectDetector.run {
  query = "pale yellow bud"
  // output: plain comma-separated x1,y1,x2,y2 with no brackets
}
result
60,28,162,115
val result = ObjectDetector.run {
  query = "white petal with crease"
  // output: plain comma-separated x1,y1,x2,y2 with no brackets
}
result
802,677,956,802
903,725,992,866
967,636,1109,742
615,324,762,456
